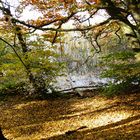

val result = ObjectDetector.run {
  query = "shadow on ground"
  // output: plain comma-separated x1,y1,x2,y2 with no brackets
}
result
0,93,139,139
47,115,140,140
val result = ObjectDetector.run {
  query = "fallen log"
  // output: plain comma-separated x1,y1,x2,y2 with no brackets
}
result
57,84,104,93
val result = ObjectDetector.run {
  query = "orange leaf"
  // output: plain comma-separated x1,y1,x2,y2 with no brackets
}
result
89,0,100,4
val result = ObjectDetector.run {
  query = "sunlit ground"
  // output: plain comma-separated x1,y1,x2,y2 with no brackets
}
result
0,93,139,140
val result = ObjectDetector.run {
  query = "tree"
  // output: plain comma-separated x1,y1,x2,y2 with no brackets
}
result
0,0,63,95
99,44,140,96
0,0,139,95
0,127,7,140
1,0,139,49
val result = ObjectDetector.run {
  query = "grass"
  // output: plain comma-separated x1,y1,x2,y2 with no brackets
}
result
0,92,140,140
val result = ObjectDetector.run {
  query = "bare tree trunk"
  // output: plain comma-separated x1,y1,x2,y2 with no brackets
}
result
15,27,47,95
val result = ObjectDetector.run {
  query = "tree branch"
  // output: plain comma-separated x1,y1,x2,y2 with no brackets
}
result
0,37,28,71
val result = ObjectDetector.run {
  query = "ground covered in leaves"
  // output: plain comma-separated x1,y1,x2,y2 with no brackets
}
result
0,92,140,140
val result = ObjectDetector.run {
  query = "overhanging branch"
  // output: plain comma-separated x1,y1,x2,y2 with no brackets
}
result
9,16,112,32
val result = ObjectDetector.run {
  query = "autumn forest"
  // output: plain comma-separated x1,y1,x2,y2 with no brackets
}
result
0,0,140,139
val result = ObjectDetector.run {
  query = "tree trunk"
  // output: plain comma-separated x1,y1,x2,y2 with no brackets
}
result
0,128,7,140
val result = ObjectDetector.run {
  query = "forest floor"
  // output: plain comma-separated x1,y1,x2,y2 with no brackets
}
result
0,92,140,140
